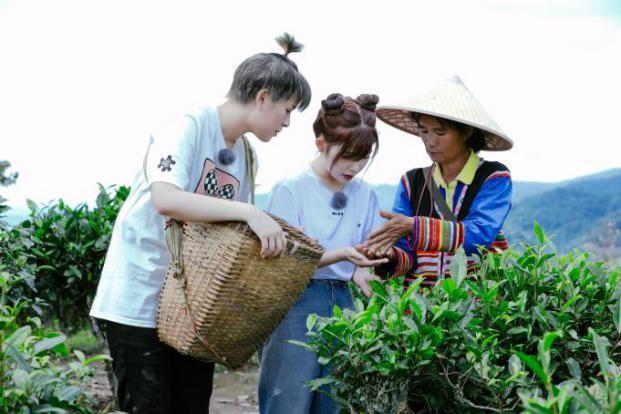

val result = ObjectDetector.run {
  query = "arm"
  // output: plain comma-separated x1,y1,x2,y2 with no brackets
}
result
151,182,287,258
407,174,512,255
367,176,417,278
317,246,388,268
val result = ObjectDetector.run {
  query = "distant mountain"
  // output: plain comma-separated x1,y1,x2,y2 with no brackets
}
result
504,169,621,257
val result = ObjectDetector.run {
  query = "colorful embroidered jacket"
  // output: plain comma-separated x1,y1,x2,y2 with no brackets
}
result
378,152,512,286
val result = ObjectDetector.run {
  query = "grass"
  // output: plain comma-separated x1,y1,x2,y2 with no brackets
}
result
66,326,101,353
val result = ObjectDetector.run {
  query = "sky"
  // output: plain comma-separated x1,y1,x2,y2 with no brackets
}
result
1,0,620,209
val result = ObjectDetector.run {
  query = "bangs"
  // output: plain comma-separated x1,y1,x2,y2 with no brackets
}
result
333,126,379,162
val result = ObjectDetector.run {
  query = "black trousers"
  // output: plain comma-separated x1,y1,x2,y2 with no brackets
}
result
104,320,215,414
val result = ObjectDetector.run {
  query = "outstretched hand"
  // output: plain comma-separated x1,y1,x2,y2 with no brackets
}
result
341,246,388,268
365,211,413,249
352,267,383,298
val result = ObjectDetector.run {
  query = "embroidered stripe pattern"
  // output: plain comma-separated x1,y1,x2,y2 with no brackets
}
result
486,170,511,181
386,246,414,278
452,184,469,217
411,216,464,253
401,174,411,198
488,230,509,252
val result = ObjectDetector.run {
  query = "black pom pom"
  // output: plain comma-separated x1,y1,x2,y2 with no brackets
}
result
218,148,235,166
331,191,348,210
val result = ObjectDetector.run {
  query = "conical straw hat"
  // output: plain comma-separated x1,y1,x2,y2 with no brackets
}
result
376,76,513,151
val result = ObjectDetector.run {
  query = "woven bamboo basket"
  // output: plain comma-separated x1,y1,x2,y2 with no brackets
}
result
156,216,324,368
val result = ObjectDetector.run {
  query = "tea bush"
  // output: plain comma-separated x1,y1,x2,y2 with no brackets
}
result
1,195,110,413
23,184,129,328
304,225,621,413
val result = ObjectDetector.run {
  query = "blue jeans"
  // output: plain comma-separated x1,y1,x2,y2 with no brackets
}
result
259,279,354,414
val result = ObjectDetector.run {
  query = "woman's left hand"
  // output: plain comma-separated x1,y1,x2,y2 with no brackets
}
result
365,211,414,248
352,267,383,298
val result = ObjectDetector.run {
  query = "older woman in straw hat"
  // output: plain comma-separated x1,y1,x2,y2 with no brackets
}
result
364,76,513,286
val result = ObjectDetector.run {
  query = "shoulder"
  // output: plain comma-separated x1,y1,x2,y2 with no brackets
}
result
404,166,426,178
152,107,212,139
273,166,315,190
478,160,511,182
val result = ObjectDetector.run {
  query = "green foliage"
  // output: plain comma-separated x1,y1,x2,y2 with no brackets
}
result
22,184,129,328
519,330,621,413
1,169,114,413
300,278,441,413
0,196,42,318
0,272,110,414
0,161,18,188
303,225,621,413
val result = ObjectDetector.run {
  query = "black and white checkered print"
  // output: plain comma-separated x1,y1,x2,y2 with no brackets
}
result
204,170,235,200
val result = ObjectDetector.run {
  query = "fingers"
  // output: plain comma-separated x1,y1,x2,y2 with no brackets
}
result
366,234,389,247
363,275,384,297
362,285,373,298
367,225,388,241
379,210,396,219
260,231,287,259
355,257,389,268
370,274,382,282
354,244,369,256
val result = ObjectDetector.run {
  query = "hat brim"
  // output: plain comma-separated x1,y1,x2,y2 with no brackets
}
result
377,106,514,151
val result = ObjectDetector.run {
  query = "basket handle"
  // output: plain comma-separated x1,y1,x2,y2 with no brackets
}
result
165,219,184,279
287,239,300,256
242,135,256,205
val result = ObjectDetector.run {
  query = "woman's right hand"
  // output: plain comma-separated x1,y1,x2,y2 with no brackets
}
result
360,243,395,259
340,246,389,268
246,208,287,259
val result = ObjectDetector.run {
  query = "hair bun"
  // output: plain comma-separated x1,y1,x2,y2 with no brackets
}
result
322,93,345,115
275,33,304,56
356,94,379,111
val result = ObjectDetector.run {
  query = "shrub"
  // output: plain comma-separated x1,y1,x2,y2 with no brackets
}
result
23,184,129,328
0,272,110,413
303,225,621,413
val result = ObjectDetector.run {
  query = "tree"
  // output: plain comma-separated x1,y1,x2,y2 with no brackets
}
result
0,160,18,187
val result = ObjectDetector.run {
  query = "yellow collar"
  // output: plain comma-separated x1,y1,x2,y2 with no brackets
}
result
433,150,480,189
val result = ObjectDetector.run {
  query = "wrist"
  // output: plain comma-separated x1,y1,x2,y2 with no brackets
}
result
242,204,260,222
403,217,415,236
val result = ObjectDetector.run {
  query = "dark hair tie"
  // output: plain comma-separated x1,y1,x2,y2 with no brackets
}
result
321,93,345,115
355,94,379,112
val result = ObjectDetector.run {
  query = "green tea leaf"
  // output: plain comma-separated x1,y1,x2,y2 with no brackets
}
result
306,314,317,332
33,334,67,355
517,351,548,384
534,222,545,244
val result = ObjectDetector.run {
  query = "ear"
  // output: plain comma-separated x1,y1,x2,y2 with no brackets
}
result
463,126,474,140
315,135,327,152
254,88,270,109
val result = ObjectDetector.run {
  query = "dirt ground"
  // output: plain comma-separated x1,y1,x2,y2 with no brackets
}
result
87,356,260,414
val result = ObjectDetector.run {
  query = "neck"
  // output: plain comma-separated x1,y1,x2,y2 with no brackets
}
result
310,158,344,192
438,149,471,183
217,100,251,148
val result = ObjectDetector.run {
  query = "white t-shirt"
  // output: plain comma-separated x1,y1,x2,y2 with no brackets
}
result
90,107,255,328
267,166,384,282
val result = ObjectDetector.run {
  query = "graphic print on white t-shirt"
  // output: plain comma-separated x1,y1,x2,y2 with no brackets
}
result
193,158,239,200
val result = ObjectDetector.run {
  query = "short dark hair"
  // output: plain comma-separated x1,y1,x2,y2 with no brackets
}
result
227,33,311,111
313,93,380,168
412,113,485,153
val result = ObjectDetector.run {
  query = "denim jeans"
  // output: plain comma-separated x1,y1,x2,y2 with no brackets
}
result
258,279,354,414
103,320,215,414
